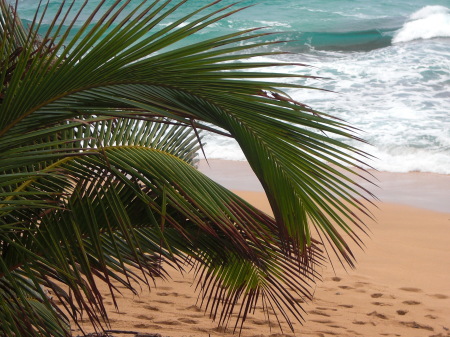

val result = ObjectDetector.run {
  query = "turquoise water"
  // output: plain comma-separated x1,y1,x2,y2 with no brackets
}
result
16,1,450,174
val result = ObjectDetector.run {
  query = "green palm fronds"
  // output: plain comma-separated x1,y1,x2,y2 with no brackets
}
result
0,1,374,336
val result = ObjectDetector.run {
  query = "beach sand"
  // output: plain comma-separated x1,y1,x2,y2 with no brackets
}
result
75,160,450,337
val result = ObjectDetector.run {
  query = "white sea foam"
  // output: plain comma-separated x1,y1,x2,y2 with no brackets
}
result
287,42,450,174
410,5,450,20
202,36,450,175
393,6,450,43
359,145,450,174
332,11,384,19
256,21,291,28
203,134,245,161
203,136,450,174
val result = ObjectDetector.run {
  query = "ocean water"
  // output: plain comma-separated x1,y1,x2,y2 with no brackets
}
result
16,0,450,174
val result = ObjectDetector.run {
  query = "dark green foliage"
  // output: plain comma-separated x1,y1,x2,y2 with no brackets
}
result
0,1,373,336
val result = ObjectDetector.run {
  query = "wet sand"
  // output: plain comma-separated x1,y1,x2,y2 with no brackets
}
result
75,160,450,337
197,159,450,213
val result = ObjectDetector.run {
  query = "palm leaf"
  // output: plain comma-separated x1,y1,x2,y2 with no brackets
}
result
0,0,374,335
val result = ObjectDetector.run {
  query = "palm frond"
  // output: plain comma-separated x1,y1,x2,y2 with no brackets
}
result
0,0,374,335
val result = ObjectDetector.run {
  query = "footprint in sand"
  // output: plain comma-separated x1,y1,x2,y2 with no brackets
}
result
157,291,192,299
400,321,434,331
338,285,353,290
354,281,370,287
425,314,438,319
399,287,422,293
135,314,154,320
143,305,160,311
309,310,331,317
331,277,341,282
396,310,408,315
367,311,388,319
186,305,202,312
178,317,198,324
372,302,392,306
371,293,383,298
154,299,173,304
338,304,354,308
316,307,337,312
157,291,179,297
403,300,421,305
327,324,344,329
352,321,368,325
153,319,180,326
133,323,162,329
428,294,448,299
193,327,210,333
310,319,333,324
316,329,339,336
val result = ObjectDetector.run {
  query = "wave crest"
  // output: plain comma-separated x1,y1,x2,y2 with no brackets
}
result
393,5,450,43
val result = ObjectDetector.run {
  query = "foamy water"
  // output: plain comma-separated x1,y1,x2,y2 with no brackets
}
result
202,4,450,175
393,6,450,43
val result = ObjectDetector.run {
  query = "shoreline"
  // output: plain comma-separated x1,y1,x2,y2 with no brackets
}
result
198,159,450,213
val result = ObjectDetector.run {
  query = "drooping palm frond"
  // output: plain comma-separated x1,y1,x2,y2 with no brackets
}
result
0,0,374,336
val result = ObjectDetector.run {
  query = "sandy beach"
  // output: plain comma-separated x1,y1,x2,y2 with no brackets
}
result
75,160,450,337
